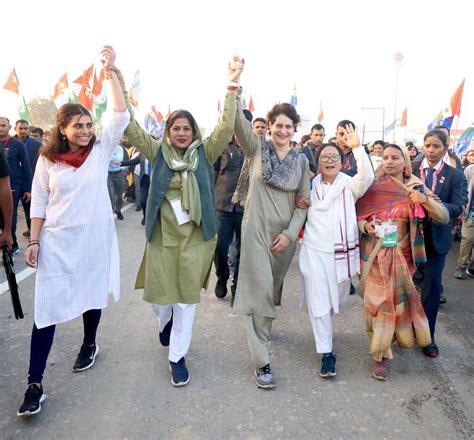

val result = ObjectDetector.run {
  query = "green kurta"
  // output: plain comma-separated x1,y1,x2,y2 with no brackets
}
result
124,91,236,304
232,104,310,318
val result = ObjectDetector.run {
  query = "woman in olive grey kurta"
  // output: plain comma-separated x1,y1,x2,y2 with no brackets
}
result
115,56,241,387
232,100,310,387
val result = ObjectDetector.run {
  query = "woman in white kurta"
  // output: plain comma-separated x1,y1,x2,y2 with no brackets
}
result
299,125,373,378
17,46,129,417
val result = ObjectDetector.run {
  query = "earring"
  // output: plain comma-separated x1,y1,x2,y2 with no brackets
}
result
62,135,66,141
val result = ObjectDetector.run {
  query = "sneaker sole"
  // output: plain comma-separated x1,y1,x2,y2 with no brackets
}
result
17,394,46,417
168,364,190,387
72,344,100,372
255,380,275,389
320,371,337,378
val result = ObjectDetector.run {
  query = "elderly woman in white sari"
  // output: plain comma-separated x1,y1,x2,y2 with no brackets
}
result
299,126,374,378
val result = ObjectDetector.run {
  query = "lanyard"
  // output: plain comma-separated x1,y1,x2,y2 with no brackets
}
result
1,135,12,149
420,161,444,192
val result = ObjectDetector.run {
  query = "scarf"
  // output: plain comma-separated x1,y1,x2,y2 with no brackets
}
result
161,137,202,226
232,140,302,206
53,145,93,168
261,141,301,190
311,173,360,282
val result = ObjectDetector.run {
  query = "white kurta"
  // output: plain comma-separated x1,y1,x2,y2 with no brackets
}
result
299,146,374,318
30,110,130,328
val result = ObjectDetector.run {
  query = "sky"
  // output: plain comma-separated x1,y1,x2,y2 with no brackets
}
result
1,0,472,144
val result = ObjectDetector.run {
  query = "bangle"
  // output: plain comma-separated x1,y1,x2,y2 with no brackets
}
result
227,86,238,92
28,240,40,248
228,81,239,88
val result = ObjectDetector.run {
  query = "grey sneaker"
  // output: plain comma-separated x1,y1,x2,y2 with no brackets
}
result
454,267,466,279
255,364,275,389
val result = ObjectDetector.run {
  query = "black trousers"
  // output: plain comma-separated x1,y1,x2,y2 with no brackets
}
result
27,309,102,384
214,209,243,289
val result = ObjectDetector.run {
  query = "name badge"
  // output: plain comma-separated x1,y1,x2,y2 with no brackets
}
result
375,222,397,247
170,198,190,225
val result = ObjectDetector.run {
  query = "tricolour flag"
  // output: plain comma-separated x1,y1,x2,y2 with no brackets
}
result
73,65,94,86
151,105,164,123
92,69,107,120
52,72,69,109
3,68,31,122
399,108,407,127
3,68,20,94
450,79,465,116
144,112,165,139
453,127,474,155
384,119,397,136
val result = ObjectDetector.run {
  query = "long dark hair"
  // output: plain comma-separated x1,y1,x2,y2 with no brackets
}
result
40,104,95,161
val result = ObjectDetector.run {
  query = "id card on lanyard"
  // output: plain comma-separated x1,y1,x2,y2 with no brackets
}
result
420,161,444,192
1,135,12,157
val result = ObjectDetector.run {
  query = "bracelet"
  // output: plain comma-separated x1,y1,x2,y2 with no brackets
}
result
28,241,40,248
228,81,239,88
227,86,238,92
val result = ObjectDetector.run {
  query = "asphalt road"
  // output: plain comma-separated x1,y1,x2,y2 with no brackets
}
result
1,207,473,439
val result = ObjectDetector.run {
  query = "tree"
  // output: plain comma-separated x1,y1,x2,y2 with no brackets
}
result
26,97,57,130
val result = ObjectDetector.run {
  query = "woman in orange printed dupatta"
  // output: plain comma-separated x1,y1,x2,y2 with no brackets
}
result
356,144,449,381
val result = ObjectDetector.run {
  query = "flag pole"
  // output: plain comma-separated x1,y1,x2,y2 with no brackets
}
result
392,52,404,142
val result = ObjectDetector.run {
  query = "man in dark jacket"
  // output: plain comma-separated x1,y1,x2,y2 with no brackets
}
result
213,110,252,304
0,117,32,255
0,147,13,250
15,119,42,237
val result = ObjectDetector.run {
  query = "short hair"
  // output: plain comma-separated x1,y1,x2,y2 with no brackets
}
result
15,119,29,127
242,109,253,123
253,117,267,126
424,129,449,149
405,141,414,148
373,140,385,148
434,124,450,136
336,120,355,130
316,143,346,166
311,123,325,132
0,116,10,124
30,127,44,137
267,103,300,129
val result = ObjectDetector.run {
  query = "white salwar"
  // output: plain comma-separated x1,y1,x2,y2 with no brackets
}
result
30,110,130,329
299,146,374,352
151,303,196,363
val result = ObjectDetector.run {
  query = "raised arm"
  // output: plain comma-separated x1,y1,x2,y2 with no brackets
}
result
106,48,161,163
204,56,244,164
344,125,374,199
95,46,130,157
234,89,261,158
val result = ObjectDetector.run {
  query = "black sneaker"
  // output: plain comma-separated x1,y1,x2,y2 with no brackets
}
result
159,312,173,347
320,352,337,378
116,211,124,220
169,357,190,387
215,280,227,299
255,364,275,389
73,343,99,372
17,384,46,416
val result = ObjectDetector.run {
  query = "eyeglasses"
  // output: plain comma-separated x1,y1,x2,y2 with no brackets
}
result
319,154,341,163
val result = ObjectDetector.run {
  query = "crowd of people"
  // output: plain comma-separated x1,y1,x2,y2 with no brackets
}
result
0,46,472,417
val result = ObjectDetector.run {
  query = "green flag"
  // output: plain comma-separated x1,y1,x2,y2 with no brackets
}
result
18,96,31,122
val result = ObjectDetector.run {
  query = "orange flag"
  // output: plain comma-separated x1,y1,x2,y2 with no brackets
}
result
92,69,104,97
151,105,163,123
3,68,20,94
248,95,255,113
73,64,94,86
450,79,465,116
52,72,69,108
318,102,324,123
399,108,407,127
77,84,94,111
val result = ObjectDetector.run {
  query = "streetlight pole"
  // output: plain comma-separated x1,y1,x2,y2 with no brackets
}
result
393,52,404,142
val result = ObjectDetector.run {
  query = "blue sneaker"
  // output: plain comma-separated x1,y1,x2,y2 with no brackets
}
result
169,357,190,387
320,352,336,378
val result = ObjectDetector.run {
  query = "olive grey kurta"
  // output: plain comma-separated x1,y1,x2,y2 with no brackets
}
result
233,107,310,318
124,91,236,305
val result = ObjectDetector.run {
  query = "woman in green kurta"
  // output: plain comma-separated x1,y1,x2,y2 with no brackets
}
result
109,52,244,387
232,93,310,389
